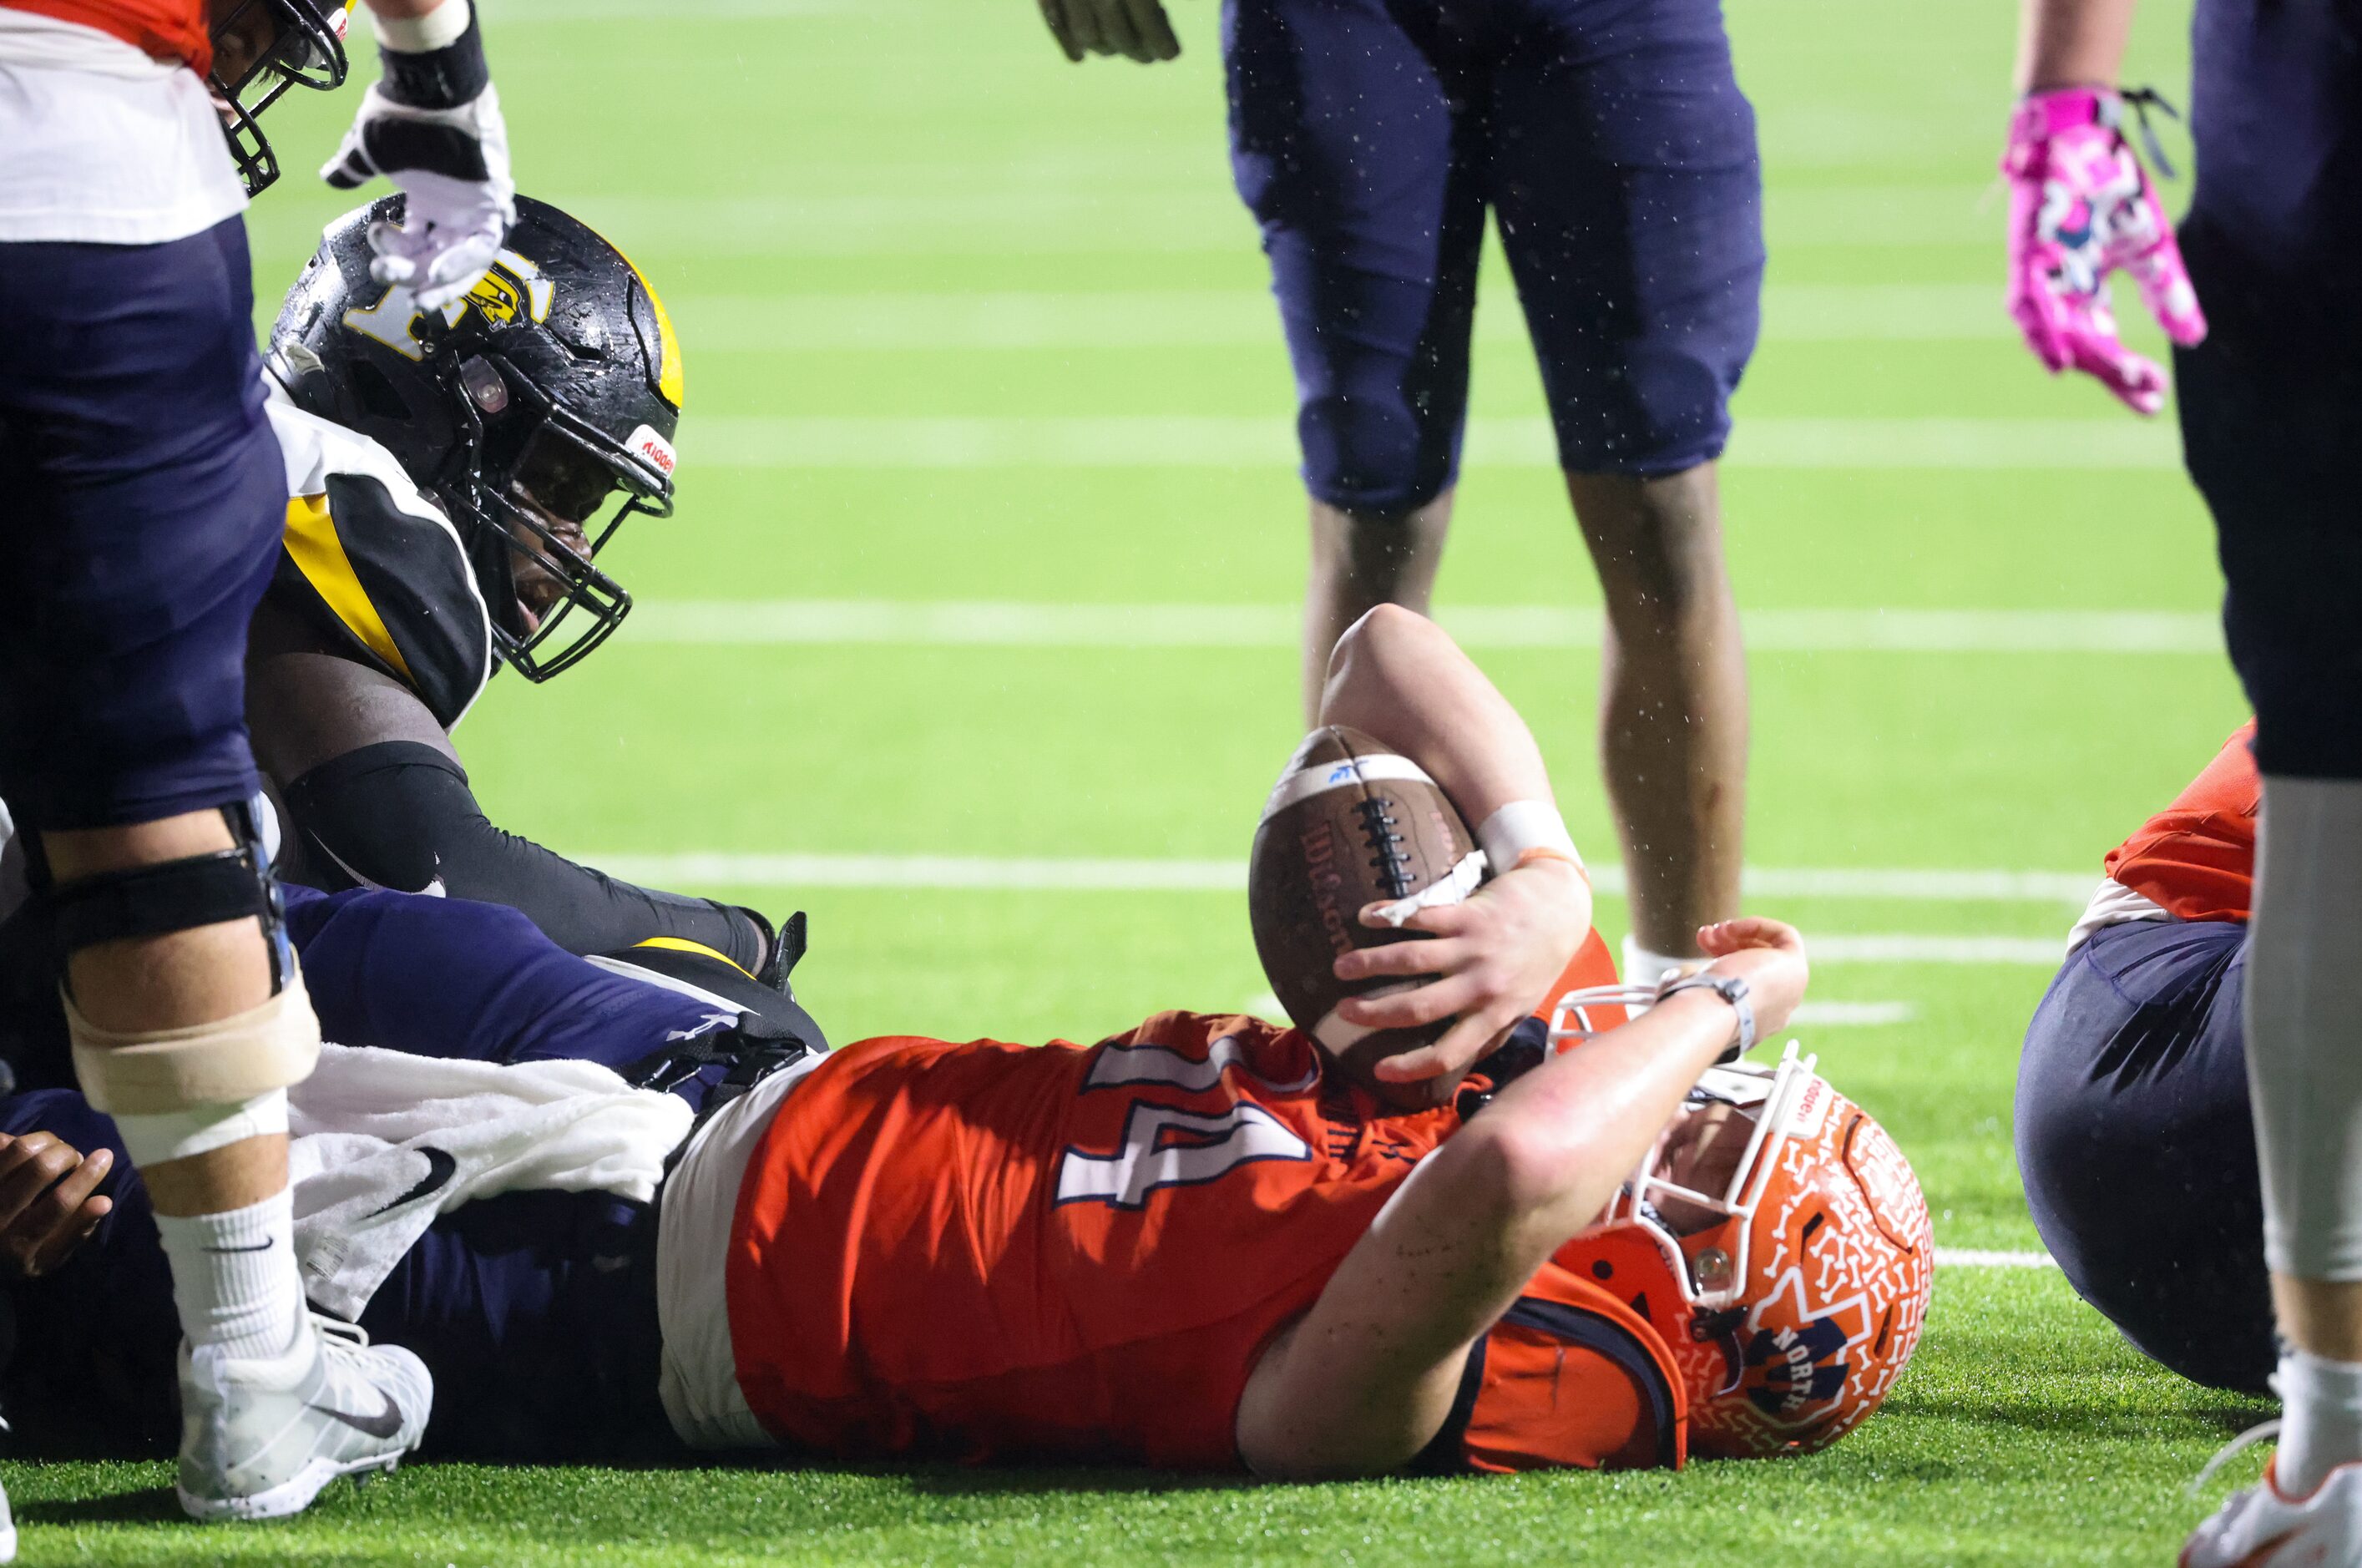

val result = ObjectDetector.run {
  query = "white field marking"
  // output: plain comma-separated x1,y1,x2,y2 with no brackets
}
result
259,185,1993,261
590,852,2088,912
1789,1000,1919,1027
1935,1248,2059,1270
493,0,857,16
667,283,2006,352
684,414,2179,471
1810,935,2065,966
623,600,2219,658
593,852,1247,892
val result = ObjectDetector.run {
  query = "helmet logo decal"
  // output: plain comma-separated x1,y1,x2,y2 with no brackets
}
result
341,249,556,362
1741,1314,1849,1419
624,423,677,480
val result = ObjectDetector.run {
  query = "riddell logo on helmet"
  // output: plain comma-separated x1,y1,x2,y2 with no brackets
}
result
625,425,677,478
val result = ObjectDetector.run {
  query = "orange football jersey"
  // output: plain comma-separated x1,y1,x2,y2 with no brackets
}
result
1,0,211,72
2105,721,2258,924
722,931,1682,1471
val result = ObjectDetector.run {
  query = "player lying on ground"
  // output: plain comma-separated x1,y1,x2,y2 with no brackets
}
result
0,608,1930,1481
2017,722,2272,1393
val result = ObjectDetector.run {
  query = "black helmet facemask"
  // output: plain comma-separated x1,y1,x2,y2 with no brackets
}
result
442,346,675,681
210,0,353,196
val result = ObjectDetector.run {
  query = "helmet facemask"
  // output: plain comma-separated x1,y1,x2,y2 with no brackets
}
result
209,0,352,196
1546,984,1935,1459
442,350,672,682
1550,984,1821,1310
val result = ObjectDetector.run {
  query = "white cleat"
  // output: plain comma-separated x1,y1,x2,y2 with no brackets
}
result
2185,1451,2362,1568
0,1471,15,1564
175,1312,432,1523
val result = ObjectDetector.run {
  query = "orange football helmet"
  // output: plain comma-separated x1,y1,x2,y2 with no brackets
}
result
1545,988,1936,1459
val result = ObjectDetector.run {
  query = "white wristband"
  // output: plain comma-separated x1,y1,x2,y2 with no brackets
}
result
1477,800,1582,874
374,0,471,53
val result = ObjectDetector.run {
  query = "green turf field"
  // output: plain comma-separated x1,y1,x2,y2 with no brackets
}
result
4,0,2268,1560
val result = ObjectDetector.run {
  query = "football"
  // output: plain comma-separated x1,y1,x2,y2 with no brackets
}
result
1249,726,1479,1110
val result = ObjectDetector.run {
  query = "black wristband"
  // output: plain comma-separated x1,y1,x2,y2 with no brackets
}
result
379,3,489,109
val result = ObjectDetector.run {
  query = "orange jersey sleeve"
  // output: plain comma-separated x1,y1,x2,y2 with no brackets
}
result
2104,721,2258,923
1,0,211,72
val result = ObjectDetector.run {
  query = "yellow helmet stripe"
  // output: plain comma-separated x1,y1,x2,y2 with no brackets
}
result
281,493,417,686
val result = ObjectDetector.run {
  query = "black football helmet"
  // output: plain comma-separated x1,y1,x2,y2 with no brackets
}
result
266,195,685,680
210,0,356,195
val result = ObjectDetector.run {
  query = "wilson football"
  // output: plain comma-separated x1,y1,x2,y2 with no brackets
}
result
1248,726,1478,1110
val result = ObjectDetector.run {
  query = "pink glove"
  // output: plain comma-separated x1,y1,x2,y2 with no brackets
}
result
2003,86,2207,416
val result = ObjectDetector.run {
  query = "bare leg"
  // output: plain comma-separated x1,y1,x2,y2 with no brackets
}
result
1567,463,1747,960
1302,492,1455,723
42,813,286,1216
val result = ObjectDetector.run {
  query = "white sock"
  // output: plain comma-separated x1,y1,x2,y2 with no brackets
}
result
2279,1347,2362,1495
149,1187,305,1363
1621,938,1702,1007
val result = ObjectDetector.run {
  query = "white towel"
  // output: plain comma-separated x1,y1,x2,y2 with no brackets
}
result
287,1042,693,1319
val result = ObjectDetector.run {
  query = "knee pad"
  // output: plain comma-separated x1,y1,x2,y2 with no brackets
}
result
33,797,321,1115
32,797,294,986
64,967,318,1116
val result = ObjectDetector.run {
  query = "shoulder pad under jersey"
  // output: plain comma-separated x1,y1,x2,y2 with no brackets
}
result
265,399,495,731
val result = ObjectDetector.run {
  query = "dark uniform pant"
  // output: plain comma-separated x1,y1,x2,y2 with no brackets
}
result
2015,918,2272,1393
0,217,286,832
0,886,784,1462
1223,0,1763,511
2177,0,2362,777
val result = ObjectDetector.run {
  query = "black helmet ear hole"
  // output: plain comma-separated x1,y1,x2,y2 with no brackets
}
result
350,359,411,423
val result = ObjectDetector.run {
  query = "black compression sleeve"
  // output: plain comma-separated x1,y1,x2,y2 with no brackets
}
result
280,741,766,970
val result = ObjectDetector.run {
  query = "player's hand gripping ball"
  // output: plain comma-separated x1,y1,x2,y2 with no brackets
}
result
1249,727,1478,1112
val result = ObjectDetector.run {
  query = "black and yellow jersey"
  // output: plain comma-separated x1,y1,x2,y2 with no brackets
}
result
264,397,494,730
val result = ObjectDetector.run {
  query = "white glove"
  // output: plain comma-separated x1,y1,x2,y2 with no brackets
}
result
321,1,515,314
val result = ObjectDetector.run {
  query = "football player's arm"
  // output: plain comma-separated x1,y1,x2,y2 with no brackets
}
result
248,638,775,975
323,0,513,311
2016,0,2137,89
1313,604,1594,1087
1236,919,1808,1479
1037,0,1181,63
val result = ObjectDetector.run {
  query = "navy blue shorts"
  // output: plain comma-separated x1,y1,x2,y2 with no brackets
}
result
0,217,286,832
0,887,745,1462
1223,0,1763,508
2176,0,2362,778
2014,918,2271,1393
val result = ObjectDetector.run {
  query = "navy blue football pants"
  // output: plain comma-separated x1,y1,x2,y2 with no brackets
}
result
0,886,736,1461
2177,0,2362,778
1223,0,1763,509
2016,918,2273,1393
0,218,286,832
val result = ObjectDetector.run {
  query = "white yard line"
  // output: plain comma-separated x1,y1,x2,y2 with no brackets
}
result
684,413,2180,471
1809,935,2065,965
592,852,2088,912
623,600,2218,657
257,185,1993,259
1936,1248,2059,1269
669,284,2008,351
1790,1001,1920,1027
